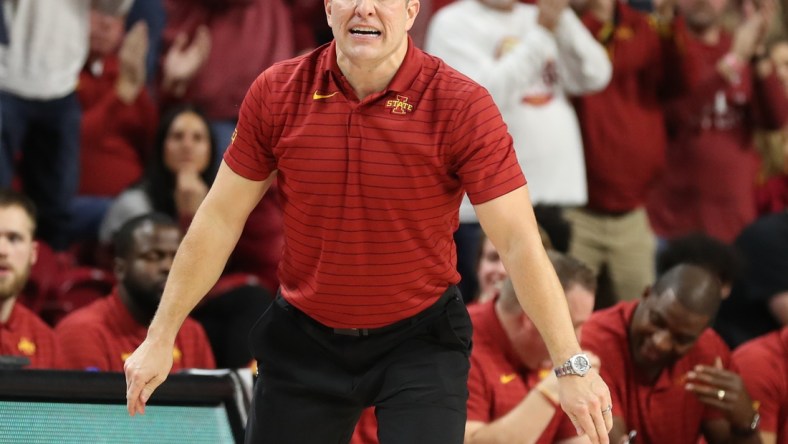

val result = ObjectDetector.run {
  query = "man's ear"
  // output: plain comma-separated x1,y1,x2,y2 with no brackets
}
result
325,0,333,27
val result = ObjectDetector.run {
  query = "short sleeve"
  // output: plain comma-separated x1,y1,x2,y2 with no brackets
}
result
448,86,526,205
224,72,278,181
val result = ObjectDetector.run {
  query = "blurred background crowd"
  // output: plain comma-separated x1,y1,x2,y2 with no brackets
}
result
0,0,787,441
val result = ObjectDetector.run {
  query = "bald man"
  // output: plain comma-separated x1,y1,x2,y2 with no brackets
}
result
560,265,762,444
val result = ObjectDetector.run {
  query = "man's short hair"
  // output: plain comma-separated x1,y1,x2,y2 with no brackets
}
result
112,213,178,259
0,188,37,235
499,251,596,312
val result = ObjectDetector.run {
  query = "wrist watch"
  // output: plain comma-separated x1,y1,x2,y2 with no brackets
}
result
733,411,760,436
554,353,591,378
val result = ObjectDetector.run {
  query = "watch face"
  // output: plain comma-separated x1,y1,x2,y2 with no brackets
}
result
572,355,590,372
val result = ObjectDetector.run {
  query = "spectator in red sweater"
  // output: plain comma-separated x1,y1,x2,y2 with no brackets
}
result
647,0,788,242
73,9,158,242
566,0,695,302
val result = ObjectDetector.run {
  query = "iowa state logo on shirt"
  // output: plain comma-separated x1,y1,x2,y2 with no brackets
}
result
385,95,414,114
17,337,36,356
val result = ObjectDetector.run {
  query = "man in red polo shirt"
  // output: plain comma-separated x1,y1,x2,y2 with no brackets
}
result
57,213,215,372
0,189,60,369
123,0,613,442
575,264,761,443
733,327,788,444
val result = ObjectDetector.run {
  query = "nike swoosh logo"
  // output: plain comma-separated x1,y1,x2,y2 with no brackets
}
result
313,90,339,100
500,373,517,384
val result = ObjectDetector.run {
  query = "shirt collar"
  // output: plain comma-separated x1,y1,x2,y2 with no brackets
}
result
319,36,422,99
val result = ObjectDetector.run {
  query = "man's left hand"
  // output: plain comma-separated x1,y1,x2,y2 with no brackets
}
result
558,368,613,444
685,358,757,432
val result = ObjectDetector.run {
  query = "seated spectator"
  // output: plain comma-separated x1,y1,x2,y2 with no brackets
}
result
74,9,158,240
471,227,554,305
732,326,788,444
715,211,788,348
98,103,283,291
99,104,218,246
0,189,60,369
463,251,597,443
574,264,760,443
351,251,595,444
656,232,742,299
57,213,215,372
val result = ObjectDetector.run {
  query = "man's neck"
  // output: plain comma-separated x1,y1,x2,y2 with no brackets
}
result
0,296,16,324
336,41,408,101
117,286,154,327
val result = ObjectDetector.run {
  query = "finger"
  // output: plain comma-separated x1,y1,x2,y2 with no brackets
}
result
576,409,602,444
593,407,610,444
714,356,723,369
603,404,614,432
126,376,143,416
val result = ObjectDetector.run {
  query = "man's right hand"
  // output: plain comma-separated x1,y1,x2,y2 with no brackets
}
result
124,338,175,416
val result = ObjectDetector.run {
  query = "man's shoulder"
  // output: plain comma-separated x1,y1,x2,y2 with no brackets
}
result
10,302,54,334
258,45,329,89
55,297,111,332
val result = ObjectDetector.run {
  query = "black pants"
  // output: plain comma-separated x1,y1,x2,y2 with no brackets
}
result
245,287,472,444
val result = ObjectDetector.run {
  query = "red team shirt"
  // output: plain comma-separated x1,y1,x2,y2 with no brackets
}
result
224,38,525,329
466,300,576,442
56,291,215,372
733,327,788,443
581,301,731,444
0,302,60,368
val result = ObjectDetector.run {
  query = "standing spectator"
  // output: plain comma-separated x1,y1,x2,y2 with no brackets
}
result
577,264,762,443
565,0,693,301
57,213,215,372
0,0,133,251
647,0,788,243
75,10,158,241
0,189,60,369
732,326,788,444
425,0,610,301
754,38,788,215
715,211,788,348
160,0,297,157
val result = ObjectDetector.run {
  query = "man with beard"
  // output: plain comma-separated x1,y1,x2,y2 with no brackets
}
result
571,264,761,443
57,213,214,372
0,189,59,368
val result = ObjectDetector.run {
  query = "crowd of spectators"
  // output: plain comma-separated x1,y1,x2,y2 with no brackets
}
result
0,0,787,442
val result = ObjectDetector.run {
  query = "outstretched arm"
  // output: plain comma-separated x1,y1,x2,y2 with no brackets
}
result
124,164,275,415
474,186,613,444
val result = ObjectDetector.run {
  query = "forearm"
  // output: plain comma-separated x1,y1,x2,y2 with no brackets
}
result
146,202,241,343
467,390,559,444
477,187,580,364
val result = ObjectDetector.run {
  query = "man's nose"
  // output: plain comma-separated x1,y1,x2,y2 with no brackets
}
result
652,329,674,352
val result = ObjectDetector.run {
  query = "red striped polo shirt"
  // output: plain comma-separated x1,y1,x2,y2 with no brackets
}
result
224,38,525,328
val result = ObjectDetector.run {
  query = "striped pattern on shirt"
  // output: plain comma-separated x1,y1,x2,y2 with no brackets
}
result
225,39,525,328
